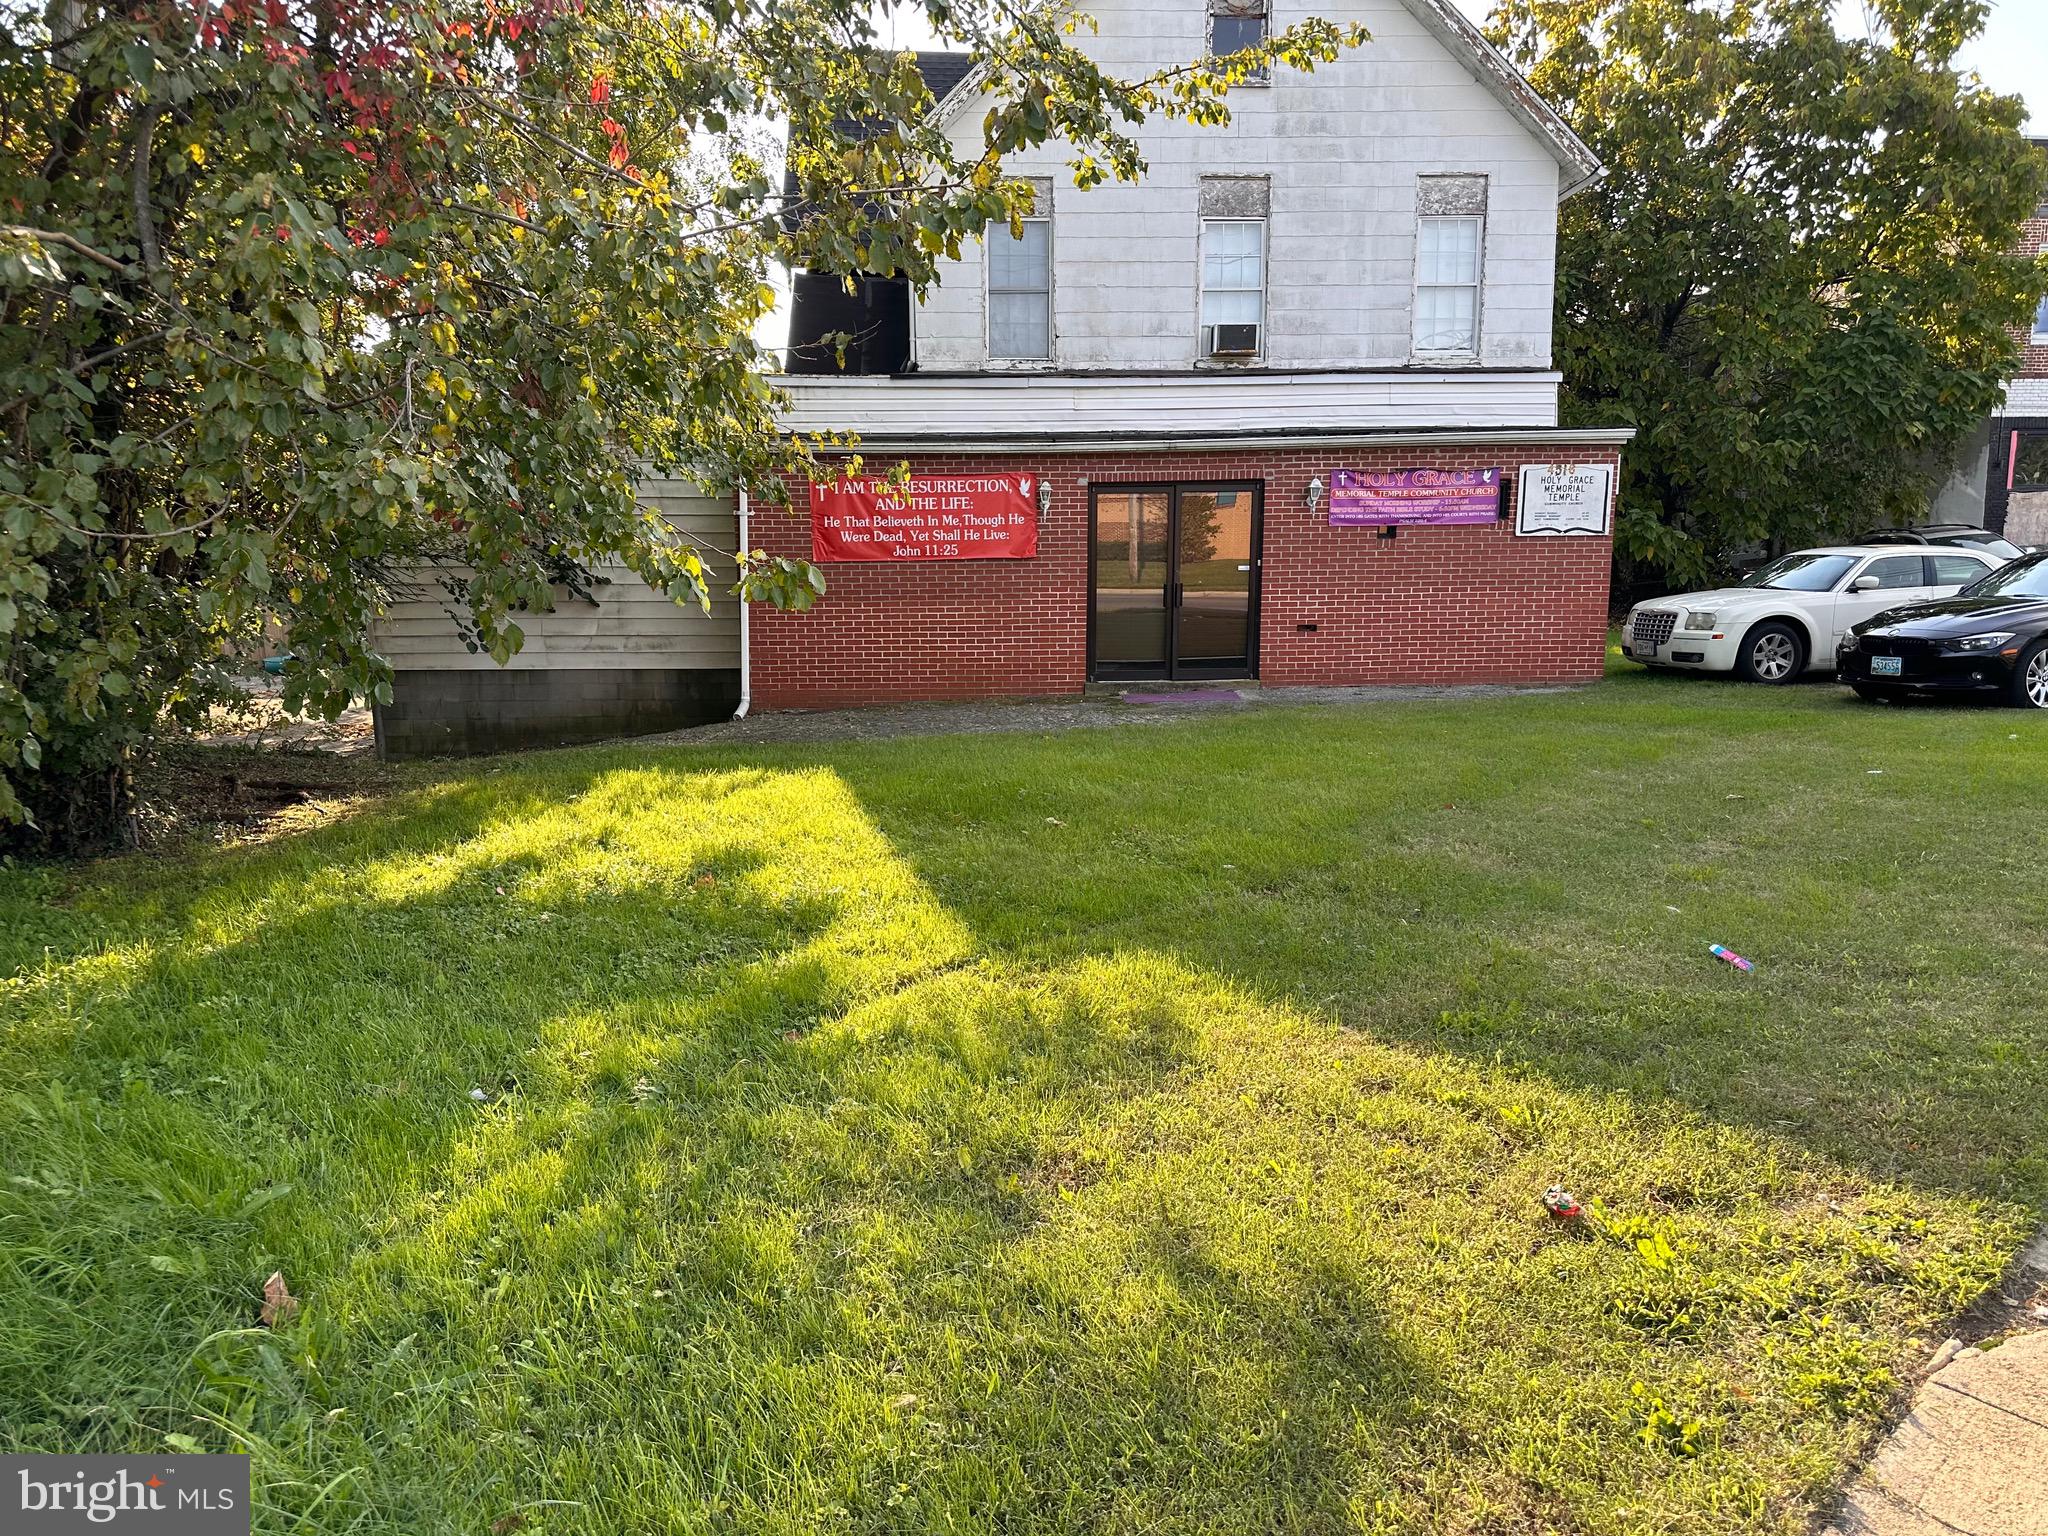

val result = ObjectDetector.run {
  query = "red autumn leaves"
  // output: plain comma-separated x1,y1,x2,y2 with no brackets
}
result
190,0,640,242
587,72,638,173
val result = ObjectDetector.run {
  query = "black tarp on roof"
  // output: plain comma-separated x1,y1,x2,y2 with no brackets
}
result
783,51,973,375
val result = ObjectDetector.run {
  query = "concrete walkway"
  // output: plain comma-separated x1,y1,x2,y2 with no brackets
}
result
641,681,1574,750
1826,1235,2048,1536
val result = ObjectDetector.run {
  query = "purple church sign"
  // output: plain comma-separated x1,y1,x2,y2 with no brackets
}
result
1329,467,1502,526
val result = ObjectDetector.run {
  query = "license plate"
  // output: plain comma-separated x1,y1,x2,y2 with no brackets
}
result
1629,639,1653,658
1870,654,1903,676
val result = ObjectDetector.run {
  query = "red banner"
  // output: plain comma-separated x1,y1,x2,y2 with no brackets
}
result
810,473,1040,562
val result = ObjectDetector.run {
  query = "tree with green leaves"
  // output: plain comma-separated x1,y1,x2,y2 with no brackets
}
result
1,0,1361,848
1487,0,2048,588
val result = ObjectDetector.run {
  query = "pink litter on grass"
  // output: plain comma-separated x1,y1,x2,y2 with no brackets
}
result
1709,944,1753,972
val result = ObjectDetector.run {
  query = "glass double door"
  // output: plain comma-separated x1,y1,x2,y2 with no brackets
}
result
1090,482,1261,680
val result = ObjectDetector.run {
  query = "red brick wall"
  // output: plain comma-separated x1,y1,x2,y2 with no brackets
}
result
2017,214,2048,380
747,442,1619,709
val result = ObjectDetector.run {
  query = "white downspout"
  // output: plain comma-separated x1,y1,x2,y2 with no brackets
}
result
734,488,751,719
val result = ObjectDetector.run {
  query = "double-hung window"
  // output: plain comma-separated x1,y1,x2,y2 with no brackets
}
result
1200,219,1265,350
1413,215,1483,356
1209,0,1269,75
2032,292,2048,343
988,217,1052,361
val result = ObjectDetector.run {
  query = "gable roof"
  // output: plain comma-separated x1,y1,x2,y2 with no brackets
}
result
913,50,978,107
927,0,1603,200
1397,0,1601,195
780,50,976,235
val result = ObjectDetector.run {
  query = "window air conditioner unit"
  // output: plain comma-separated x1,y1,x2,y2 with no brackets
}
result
1207,323,1260,357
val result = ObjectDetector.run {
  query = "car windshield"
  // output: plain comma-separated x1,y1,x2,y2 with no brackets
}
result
1961,556,2048,600
1739,553,1857,591
1937,534,2024,560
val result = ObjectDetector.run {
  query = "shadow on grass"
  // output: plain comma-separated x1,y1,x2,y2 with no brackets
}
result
0,713,2035,1534
809,680,2048,1215
0,757,1437,1533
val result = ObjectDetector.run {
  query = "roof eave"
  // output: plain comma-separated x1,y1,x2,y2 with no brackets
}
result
1395,0,1602,201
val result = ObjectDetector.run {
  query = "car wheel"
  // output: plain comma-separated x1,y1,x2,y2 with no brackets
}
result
2011,640,2048,710
1736,622,1805,684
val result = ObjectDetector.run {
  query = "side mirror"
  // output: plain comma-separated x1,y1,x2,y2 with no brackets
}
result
1852,574,1882,592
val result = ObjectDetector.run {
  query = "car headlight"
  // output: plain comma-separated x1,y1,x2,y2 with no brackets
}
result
1944,631,2014,653
1683,610,1717,631
1839,632,1860,653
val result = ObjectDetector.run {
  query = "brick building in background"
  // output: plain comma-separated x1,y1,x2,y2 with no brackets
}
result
1991,145,2048,543
1939,136,2048,540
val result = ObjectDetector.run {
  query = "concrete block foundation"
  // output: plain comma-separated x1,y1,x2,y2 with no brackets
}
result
373,668,740,758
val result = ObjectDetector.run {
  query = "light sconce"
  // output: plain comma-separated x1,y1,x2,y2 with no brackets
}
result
1305,475,1326,513
1036,478,1054,514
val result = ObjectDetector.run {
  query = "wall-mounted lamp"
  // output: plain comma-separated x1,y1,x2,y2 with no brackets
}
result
1036,478,1054,514
1305,475,1326,513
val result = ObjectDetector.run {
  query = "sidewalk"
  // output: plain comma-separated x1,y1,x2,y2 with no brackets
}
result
643,681,1573,750
1826,1234,2048,1536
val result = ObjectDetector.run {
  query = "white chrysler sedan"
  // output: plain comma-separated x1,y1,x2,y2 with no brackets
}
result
1622,545,2006,683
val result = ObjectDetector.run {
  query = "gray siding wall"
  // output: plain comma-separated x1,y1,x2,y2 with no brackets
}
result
914,0,1563,372
368,479,739,672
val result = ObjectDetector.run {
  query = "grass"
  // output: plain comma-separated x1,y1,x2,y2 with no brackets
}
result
2,661,2044,1534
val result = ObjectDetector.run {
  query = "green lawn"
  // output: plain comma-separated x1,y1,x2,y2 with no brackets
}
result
3,666,2043,1534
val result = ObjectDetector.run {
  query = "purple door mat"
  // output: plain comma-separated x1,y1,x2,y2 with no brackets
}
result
1120,689,1244,705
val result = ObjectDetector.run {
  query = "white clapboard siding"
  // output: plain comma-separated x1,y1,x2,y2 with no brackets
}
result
907,0,1590,374
775,368,1561,441
369,480,740,672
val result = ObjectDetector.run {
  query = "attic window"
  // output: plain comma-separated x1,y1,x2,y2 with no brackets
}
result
1209,0,1269,77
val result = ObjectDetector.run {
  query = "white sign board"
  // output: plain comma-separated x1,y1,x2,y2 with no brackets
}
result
1516,463,1614,537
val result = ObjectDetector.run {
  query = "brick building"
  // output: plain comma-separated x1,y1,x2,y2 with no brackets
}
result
370,0,1633,752
752,0,1631,711
747,441,1620,708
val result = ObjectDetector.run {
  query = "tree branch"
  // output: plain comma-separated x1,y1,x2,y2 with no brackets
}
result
4,225,140,278
450,202,550,236
133,103,162,277
11,494,227,543
0,331,166,414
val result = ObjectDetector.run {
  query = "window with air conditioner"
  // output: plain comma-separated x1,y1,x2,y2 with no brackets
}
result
1201,219,1265,358
1413,215,1483,357
987,217,1052,361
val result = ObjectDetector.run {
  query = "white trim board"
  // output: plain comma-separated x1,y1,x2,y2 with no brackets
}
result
775,368,1566,437
802,427,1636,455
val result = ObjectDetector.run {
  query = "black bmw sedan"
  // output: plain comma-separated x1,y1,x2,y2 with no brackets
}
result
1837,551,2048,707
